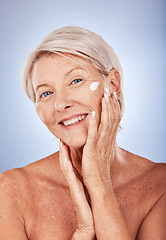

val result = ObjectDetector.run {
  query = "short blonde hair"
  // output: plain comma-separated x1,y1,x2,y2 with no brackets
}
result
22,26,124,115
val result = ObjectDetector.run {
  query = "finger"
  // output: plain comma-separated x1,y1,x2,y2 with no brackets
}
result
98,94,109,138
59,140,71,175
106,94,121,148
100,97,116,165
98,91,115,142
98,92,118,156
111,93,121,134
59,141,92,223
85,111,98,149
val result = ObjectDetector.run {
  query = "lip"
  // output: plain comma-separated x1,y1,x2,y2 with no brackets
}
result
59,113,88,127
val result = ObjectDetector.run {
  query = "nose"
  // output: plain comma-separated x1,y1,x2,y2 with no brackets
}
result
54,94,73,112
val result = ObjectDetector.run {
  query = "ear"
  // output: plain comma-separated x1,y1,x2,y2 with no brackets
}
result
108,68,121,99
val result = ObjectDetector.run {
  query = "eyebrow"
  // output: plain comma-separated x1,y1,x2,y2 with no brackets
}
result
65,66,87,76
35,83,50,92
35,67,87,91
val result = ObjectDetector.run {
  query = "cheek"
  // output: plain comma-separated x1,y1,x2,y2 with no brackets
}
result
35,103,54,125
89,81,100,91
90,85,103,120
90,83,103,104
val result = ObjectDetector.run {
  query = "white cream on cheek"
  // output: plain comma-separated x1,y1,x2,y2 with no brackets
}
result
89,81,100,91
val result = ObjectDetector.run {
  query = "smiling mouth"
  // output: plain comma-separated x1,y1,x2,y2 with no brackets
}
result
60,114,88,126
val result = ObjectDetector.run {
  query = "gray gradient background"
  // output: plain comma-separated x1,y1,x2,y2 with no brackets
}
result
0,0,166,172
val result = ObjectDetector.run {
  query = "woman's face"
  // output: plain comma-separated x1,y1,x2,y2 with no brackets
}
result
32,53,107,149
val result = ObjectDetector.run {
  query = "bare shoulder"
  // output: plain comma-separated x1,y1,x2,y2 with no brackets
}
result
149,161,166,180
125,150,166,191
0,167,27,221
0,151,60,185
0,152,67,239
131,157,166,239
0,167,26,197
115,151,166,238
129,153,166,207
146,161,166,193
0,168,30,239
137,156,166,191
0,151,64,202
22,151,65,185
119,150,166,207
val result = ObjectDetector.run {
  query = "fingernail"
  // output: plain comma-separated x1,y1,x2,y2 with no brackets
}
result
92,111,95,119
113,92,118,100
64,157,68,165
104,92,109,103
59,140,63,149
105,87,110,96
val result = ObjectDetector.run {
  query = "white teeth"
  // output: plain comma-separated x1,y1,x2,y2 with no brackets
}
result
71,119,75,124
63,114,86,126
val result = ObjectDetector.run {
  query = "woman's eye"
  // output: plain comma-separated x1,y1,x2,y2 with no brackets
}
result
71,79,82,84
41,91,52,98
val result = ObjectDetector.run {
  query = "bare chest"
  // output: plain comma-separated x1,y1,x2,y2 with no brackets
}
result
24,183,149,240
24,184,76,240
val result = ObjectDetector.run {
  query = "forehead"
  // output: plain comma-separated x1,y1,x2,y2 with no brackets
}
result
32,53,97,85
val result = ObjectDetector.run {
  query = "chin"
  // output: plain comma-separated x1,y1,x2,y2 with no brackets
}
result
64,135,87,150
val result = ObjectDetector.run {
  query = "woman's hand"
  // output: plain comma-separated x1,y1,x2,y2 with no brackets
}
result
59,141,95,240
58,90,121,239
82,90,121,190
80,91,132,240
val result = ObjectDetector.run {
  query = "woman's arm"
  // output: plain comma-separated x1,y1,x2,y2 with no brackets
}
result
59,141,95,240
0,172,28,240
88,183,132,240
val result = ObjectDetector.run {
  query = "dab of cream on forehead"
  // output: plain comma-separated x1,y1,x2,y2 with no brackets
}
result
89,81,100,91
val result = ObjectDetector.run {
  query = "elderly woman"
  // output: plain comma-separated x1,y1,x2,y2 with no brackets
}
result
0,26,166,240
